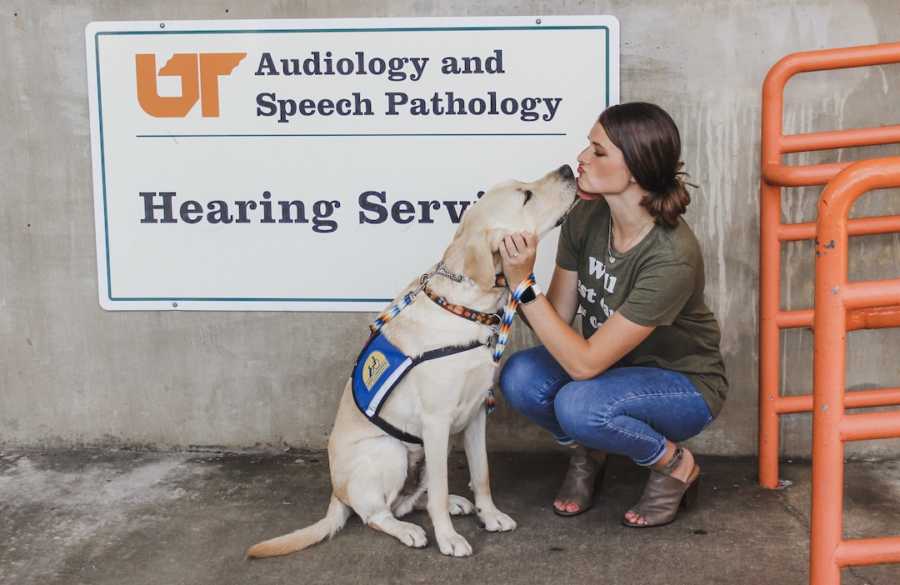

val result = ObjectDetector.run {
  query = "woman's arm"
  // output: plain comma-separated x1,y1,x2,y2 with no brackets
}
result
546,265,579,324
501,232,655,380
518,298,654,380
517,265,579,329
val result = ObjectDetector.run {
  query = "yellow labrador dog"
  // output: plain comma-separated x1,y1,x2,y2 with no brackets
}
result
247,165,576,558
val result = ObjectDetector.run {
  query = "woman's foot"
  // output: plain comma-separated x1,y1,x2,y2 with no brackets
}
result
623,444,699,527
553,445,607,516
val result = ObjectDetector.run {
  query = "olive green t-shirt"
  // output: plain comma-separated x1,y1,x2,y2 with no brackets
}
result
555,198,728,417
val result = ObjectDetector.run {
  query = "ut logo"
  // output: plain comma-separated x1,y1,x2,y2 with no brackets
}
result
135,53,246,117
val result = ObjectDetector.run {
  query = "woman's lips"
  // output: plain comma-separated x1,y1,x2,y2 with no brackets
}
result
576,174,602,200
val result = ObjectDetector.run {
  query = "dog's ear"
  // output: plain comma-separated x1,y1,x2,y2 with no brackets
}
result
463,228,508,290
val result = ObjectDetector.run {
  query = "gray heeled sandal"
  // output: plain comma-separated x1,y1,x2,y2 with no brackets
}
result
553,445,608,517
623,446,700,528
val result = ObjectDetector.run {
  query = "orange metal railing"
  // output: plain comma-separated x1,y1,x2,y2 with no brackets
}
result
758,42,900,489
811,157,900,584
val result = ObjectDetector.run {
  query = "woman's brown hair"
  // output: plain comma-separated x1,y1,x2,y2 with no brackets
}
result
597,102,693,228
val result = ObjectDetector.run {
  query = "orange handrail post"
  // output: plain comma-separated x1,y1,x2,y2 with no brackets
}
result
758,42,900,489
811,157,900,585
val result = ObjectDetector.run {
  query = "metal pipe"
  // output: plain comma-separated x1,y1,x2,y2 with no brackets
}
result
812,156,900,584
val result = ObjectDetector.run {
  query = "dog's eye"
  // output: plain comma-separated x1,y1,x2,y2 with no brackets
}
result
523,190,533,205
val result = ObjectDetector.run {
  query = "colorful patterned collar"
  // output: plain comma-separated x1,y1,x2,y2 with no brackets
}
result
370,262,510,340
421,263,508,327
422,284,503,327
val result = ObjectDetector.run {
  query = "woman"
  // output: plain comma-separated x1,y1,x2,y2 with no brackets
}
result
498,102,727,528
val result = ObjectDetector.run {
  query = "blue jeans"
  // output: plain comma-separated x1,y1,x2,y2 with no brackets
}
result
499,345,713,466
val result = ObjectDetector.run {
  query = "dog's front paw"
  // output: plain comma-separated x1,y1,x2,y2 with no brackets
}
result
477,507,517,532
448,495,474,516
436,530,473,557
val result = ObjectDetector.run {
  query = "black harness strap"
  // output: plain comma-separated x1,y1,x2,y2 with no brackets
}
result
414,340,486,364
365,340,488,445
366,414,425,445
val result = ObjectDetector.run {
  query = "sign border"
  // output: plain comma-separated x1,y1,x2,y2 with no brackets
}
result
85,16,619,309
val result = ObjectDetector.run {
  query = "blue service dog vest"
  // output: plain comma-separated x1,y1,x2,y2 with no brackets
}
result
351,332,486,444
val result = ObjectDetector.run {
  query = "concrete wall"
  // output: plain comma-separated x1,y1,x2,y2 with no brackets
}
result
2,0,900,457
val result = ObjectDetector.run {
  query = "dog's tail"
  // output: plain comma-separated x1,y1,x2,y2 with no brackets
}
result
246,494,351,559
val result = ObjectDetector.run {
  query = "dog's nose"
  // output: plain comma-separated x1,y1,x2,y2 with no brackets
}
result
557,164,574,180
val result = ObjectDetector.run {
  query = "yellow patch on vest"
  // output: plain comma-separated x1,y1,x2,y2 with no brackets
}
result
362,350,390,391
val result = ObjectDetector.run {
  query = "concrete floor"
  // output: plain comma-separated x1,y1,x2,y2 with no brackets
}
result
1,448,898,585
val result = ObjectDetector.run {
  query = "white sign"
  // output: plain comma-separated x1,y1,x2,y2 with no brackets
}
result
85,15,619,311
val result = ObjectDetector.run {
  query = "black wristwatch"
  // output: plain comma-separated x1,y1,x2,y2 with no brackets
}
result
519,282,543,305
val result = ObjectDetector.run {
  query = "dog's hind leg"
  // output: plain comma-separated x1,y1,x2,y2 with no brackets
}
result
393,478,427,518
447,494,475,516
351,479,428,548
397,464,474,517
346,439,428,549
393,446,425,518
366,509,428,548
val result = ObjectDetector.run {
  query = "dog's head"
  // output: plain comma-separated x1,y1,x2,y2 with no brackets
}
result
444,165,578,290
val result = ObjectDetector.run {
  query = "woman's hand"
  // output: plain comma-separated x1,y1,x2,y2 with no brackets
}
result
499,231,538,288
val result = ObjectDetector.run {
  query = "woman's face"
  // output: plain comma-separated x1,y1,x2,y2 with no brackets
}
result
576,122,633,200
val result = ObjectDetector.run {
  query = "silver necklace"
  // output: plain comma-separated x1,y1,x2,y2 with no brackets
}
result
607,216,654,265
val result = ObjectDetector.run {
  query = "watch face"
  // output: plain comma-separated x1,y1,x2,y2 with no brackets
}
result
520,286,536,304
